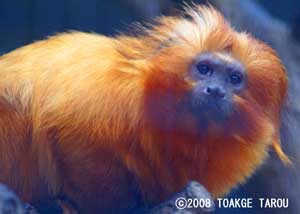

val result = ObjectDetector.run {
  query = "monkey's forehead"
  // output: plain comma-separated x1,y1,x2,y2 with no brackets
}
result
196,52,245,70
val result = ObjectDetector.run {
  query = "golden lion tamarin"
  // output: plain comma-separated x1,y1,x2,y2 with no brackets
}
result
0,4,290,214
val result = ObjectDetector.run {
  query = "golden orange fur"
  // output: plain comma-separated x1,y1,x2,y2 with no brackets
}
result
0,5,288,213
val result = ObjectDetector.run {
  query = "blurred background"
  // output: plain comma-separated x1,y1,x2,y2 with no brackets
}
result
0,0,299,214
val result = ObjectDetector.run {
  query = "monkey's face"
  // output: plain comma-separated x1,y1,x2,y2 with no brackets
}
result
188,52,246,123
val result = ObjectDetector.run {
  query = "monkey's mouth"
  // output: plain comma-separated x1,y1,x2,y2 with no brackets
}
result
190,96,234,123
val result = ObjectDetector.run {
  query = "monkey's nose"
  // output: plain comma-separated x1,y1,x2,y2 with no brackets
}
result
204,86,226,99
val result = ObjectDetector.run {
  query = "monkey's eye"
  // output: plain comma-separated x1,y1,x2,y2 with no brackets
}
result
229,72,243,85
196,63,213,75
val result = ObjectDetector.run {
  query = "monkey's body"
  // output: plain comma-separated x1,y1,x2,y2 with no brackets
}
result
0,33,144,213
0,6,287,214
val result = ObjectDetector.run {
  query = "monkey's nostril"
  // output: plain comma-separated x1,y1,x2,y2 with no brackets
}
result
204,87,212,94
204,86,226,99
218,91,226,98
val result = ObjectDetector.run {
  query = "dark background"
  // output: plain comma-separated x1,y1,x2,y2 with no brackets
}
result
0,0,299,214
0,0,299,55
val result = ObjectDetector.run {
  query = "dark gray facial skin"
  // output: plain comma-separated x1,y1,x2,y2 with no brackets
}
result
189,52,247,123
